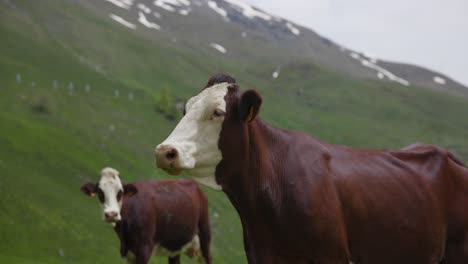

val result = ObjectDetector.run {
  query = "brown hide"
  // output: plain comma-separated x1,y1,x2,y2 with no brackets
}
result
209,74,468,264
114,179,211,264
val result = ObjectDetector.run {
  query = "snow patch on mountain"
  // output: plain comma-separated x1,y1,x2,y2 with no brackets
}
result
350,52,360,60
170,0,191,5
433,76,446,85
155,0,190,8
208,1,228,18
154,0,175,12
350,52,410,86
105,0,134,9
363,52,378,63
223,0,272,21
137,3,151,14
286,22,300,36
361,60,409,86
153,0,192,16
179,9,191,15
362,61,409,86
210,43,227,53
109,14,136,29
138,12,161,30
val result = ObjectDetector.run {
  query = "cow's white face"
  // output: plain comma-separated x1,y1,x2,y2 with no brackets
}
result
155,83,229,190
97,167,124,222
81,167,138,224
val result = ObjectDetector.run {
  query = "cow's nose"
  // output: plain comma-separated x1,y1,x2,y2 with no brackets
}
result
104,211,118,222
155,144,179,167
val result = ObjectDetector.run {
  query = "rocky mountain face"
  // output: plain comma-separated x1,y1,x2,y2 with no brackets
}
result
79,0,467,95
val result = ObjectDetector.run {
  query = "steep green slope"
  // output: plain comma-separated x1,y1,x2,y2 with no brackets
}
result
0,1,467,264
0,3,246,263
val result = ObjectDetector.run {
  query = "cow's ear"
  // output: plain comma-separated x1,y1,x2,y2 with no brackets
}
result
123,184,138,197
81,183,97,197
240,89,262,123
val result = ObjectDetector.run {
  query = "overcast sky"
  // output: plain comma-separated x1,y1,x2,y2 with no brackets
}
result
245,0,468,86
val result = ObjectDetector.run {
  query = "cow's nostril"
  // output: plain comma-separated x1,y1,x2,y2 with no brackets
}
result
166,148,178,161
105,211,118,220
155,145,180,169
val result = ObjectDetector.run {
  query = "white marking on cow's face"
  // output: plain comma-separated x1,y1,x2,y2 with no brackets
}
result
97,167,124,222
156,83,229,190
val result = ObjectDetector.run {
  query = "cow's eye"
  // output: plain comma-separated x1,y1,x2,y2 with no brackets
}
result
211,109,225,119
117,190,123,201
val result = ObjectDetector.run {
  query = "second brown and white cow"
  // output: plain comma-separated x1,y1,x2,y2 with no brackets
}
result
80,167,212,264
155,74,468,264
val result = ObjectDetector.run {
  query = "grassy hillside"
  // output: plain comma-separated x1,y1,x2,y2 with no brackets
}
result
0,1,467,263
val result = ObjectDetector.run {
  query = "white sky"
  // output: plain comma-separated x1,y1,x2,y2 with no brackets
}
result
245,0,468,86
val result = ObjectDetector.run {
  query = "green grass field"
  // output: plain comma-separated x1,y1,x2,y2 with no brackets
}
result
1,1,467,263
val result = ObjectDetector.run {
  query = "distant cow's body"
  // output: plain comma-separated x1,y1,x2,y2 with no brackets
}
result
115,180,212,264
155,74,468,263
81,169,212,264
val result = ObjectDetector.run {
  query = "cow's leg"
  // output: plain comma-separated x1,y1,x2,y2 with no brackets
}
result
445,233,468,264
135,243,153,264
234,208,255,263
198,201,212,264
198,230,212,264
168,255,180,264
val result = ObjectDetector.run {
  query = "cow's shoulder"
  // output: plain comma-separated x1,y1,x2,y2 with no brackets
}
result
391,142,447,163
387,142,461,179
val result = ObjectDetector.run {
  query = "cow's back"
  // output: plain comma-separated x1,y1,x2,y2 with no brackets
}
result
390,143,468,232
325,143,447,263
391,143,468,263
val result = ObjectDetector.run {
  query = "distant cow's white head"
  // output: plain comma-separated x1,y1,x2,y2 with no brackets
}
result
80,167,137,223
154,74,262,191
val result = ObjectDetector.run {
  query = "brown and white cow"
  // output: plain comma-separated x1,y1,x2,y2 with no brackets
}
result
80,167,212,264
155,74,468,264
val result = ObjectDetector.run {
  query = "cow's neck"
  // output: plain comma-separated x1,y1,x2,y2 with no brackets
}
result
218,118,286,216
113,206,131,257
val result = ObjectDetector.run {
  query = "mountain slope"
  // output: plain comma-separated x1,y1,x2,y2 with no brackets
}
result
77,0,467,95
0,0,467,263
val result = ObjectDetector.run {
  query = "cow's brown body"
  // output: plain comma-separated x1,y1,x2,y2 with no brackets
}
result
211,75,468,263
155,74,468,264
115,179,212,264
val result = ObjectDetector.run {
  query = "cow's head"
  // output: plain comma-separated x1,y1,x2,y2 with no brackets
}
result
155,74,262,190
80,167,137,223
